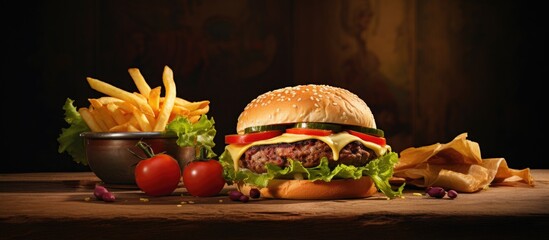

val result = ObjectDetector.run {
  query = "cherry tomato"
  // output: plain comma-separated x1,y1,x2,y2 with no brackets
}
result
135,154,181,197
183,159,226,197
285,128,332,136
347,130,386,146
225,130,282,145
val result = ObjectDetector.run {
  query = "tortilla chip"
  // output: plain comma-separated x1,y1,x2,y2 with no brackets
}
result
393,133,534,192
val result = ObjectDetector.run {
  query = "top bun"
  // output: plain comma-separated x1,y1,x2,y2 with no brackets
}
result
237,84,376,134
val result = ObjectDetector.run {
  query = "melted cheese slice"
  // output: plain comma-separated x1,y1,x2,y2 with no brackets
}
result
226,132,391,170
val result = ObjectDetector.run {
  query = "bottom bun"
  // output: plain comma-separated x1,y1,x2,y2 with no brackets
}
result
237,177,378,200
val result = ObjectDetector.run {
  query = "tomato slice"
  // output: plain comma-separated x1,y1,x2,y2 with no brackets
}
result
347,130,386,146
225,130,283,145
286,128,332,136
344,125,384,137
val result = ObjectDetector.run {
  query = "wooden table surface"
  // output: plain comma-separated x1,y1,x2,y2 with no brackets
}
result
1,170,548,240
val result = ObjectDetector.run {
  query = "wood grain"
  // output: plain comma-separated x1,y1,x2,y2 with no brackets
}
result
1,170,547,239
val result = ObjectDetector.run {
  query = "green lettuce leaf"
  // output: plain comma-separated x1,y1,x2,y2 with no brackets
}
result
363,152,404,198
219,149,404,199
57,98,91,165
166,115,217,159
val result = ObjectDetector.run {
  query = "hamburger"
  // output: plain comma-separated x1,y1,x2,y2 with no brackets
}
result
219,84,403,199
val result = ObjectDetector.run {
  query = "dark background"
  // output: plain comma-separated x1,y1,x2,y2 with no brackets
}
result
3,0,546,173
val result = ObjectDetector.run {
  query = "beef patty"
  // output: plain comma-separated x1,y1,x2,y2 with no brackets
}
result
239,139,376,173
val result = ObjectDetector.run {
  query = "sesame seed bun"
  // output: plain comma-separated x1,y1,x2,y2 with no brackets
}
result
236,84,377,134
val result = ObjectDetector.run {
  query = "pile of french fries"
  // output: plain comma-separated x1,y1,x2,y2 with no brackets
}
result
80,66,210,132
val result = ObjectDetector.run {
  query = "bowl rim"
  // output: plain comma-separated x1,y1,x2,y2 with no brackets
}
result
80,131,177,139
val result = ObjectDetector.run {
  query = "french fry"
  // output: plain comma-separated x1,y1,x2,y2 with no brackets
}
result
108,104,130,125
148,86,162,114
127,124,140,132
86,77,154,117
96,106,118,130
172,105,191,116
88,98,103,109
145,114,157,130
132,108,152,132
95,97,123,105
79,108,103,132
188,115,201,124
128,117,139,128
89,109,109,132
111,101,144,129
109,123,128,132
108,120,140,132
112,101,137,113
128,68,151,97
189,105,210,116
88,100,117,129
153,66,177,131
133,92,148,102
173,99,210,111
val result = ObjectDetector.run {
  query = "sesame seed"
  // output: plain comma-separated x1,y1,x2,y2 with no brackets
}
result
292,104,297,108
332,102,338,105
297,98,301,101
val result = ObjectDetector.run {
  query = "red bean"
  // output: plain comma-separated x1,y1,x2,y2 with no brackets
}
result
239,195,249,203
228,190,243,201
94,185,109,200
102,192,116,202
447,189,458,199
427,186,446,198
249,188,261,199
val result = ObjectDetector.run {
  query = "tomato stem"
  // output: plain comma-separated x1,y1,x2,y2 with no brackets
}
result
136,141,155,158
